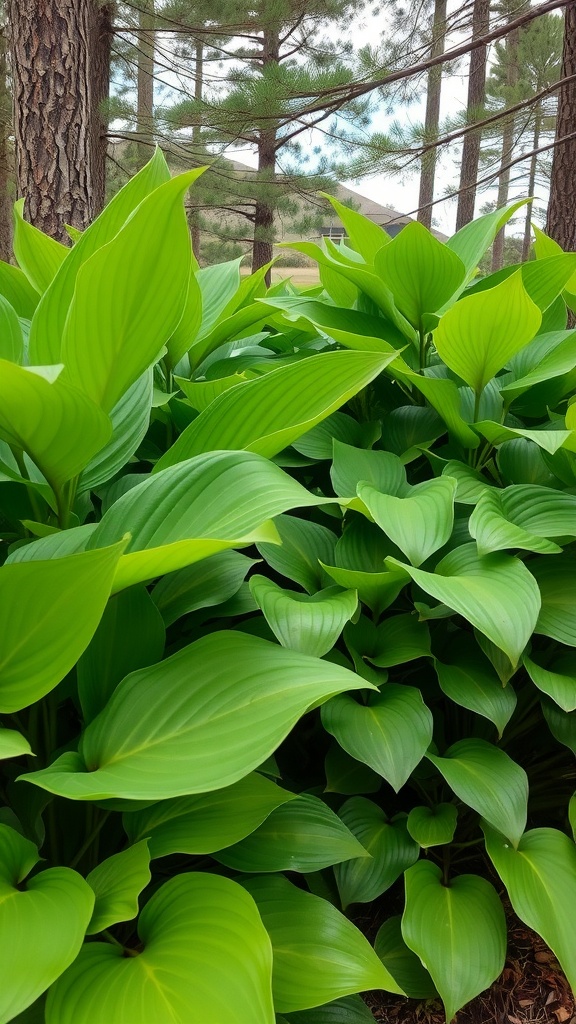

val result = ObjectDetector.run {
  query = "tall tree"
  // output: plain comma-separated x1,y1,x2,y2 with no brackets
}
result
0,2,12,261
490,11,522,270
417,0,447,229
546,2,576,249
91,1,115,214
136,0,155,166
455,0,490,229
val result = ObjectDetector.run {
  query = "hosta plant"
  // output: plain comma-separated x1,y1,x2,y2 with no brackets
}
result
1,150,576,1024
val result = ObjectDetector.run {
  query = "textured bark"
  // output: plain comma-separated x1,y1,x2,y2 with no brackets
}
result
136,0,155,168
417,0,447,230
491,26,520,271
252,25,279,283
90,1,114,215
546,3,576,249
8,0,94,240
0,14,12,262
189,38,203,258
522,107,542,261
455,0,490,230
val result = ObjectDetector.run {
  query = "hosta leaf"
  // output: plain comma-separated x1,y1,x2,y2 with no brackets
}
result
282,995,375,1024
502,331,576,403
374,222,465,326
0,294,23,362
426,738,528,847
124,774,296,858
484,824,576,992
0,542,124,713
321,562,407,618
367,613,431,668
215,793,368,873
261,296,407,354
523,651,576,712
46,874,275,1024
13,199,68,294
6,523,96,564
570,794,576,842
242,874,404,1012
257,515,337,594
292,412,380,462
187,301,270,368
331,442,406,498
0,261,39,317
400,372,479,447
334,797,419,907
86,840,151,934
446,200,529,286
435,656,517,736
155,351,396,467
402,861,506,1023
78,371,153,492
358,477,457,567
0,361,112,491
165,264,203,369
469,485,576,556
61,170,203,412
320,193,391,262
322,685,433,792
474,420,572,454
176,372,247,411
0,824,94,1023
0,728,32,760
324,743,382,795
442,461,493,504
406,803,458,848
20,631,372,801
386,544,540,666
374,917,437,1000
250,576,357,657
531,557,576,645
541,699,576,754
152,550,256,625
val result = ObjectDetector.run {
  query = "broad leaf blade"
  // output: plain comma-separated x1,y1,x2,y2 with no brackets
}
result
86,841,151,934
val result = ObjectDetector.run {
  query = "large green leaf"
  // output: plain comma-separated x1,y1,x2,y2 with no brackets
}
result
321,562,407,618
434,272,541,396
356,613,431,668
322,685,433,792
501,331,576,403
484,824,576,992
0,294,23,362
386,544,540,666
531,557,576,645
0,361,112,493
123,773,296,858
474,420,573,454
86,841,151,935
249,576,358,657
446,200,529,286
152,550,255,625
374,222,465,326
260,297,407,354
155,351,396,468
0,825,94,1023
46,873,275,1024
0,261,39,317
406,803,458,848
402,861,506,1023
0,541,124,713
282,995,375,1024
435,656,517,737
427,738,528,847
78,371,153,492
469,485,576,556
374,917,437,1000
257,515,337,594
331,442,406,498
0,728,32,760
13,199,68,294
215,793,368,873
334,797,419,907
319,193,391,262
29,148,172,364
242,874,404,1012
523,651,576,712
20,631,372,801
359,477,457,567
61,170,203,412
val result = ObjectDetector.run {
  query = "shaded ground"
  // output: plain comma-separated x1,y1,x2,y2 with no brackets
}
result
270,267,320,286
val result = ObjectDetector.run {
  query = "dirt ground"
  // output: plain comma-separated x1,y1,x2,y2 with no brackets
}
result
270,266,320,287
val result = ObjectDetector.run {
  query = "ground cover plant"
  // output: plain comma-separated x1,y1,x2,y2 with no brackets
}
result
1,149,576,1023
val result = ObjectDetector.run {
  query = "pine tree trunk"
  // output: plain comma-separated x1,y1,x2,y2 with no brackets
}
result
491,26,520,271
189,37,203,259
7,0,93,241
90,1,114,215
546,2,576,250
417,0,447,230
252,24,279,283
0,10,12,262
136,0,154,168
455,0,490,230
522,105,542,262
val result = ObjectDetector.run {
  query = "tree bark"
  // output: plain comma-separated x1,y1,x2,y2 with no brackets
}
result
8,0,94,241
546,2,576,249
417,0,447,230
0,10,12,261
136,0,155,168
252,24,279,283
189,37,203,258
491,25,520,271
455,0,490,230
90,0,114,215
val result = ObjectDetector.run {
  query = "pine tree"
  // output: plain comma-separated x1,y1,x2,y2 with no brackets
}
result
455,0,490,229
546,2,576,250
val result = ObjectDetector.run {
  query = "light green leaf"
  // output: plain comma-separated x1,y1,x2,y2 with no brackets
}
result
86,840,151,934
319,193,391,262
13,199,68,294
427,738,528,847
0,728,32,760
152,550,255,625
374,222,465,326
502,331,576,403
0,294,24,362
569,794,576,842
282,994,374,1024
78,371,153,492
215,793,368,873
46,873,275,1024
20,631,372,801
0,541,125,713
446,200,529,286
188,301,270,368
123,773,296,858
0,824,94,1023
321,562,406,618
5,523,96,565
192,257,242,341
386,545,540,666
331,442,406,498
407,803,457,848
434,272,541,395
260,297,407,355
0,260,39,317
367,613,431,668
542,698,576,753
322,685,433,792
402,861,506,1023
442,460,493,504
474,420,572,454
165,264,203,369
335,797,419,907
469,485,576,556
435,656,517,737
61,170,203,412
293,412,380,461
0,361,112,492
359,477,456,567
249,576,358,657
374,917,437,1000
397,371,480,448
531,557,576,645
155,351,396,468
523,651,576,712
484,824,576,993
176,372,247,411
257,515,337,594
242,874,404,1012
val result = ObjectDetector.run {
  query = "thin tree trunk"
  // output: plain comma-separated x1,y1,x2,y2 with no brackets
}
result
0,10,12,261
522,105,542,261
252,24,279,283
492,25,520,271
7,0,93,241
418,0,447,230
546,2,576,249
90,0,114,215
189,37,203,258
136,0,154,168
455,0,490,230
